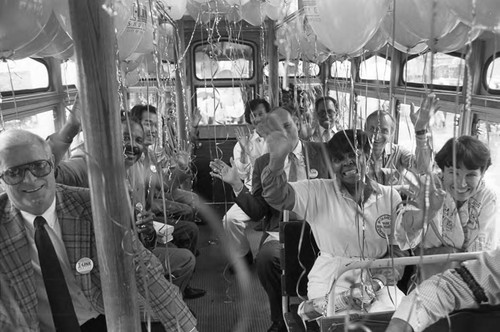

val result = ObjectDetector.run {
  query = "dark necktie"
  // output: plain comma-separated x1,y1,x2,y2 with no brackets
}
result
288,153,299,182
34,216,80,331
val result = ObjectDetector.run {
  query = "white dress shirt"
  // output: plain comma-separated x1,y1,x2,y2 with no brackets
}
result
21,199,99,330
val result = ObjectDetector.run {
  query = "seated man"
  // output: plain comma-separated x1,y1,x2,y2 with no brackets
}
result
210,107,329,332
130,104,199,222
0,129,196,331
261,126,406,316
386,248,500,332
218,98,270,265
55,117,205,299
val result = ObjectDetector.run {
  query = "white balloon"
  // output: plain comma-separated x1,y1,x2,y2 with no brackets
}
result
161,0,187,21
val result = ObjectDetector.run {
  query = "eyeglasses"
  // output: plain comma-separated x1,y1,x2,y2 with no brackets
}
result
0,160,53,185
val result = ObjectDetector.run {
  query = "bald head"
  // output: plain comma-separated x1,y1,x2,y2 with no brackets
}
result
0,129,56,215
0,129,51,157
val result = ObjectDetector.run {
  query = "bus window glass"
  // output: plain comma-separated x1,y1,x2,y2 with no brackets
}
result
485,56,500,90
398,103,458,150
403,53,465,87
196,87,246,125
359,56,391,81
357,96,390,127
477,119,500,196
2,111,55,139
330,60,351,79
0,58,49,93
263,60,319,77
327,90,351,129
61,60,78,86
194,42,253,80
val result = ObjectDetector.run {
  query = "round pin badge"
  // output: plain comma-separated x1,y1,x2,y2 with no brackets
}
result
309,169,318,179
150,165,157,173
76,257,94,274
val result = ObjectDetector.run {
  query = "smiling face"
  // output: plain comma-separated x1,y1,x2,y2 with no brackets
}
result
365,113,395,150
122,121,144,168
0,133,56,215
316,99,337,130
442,163,483,202
140,111,159,146
332,150,367,186
250,103,268,127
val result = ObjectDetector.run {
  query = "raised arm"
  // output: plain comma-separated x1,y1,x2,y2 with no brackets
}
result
48,94,82,165
387,249,500,332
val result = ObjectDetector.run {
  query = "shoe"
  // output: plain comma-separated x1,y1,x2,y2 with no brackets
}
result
228,251,253,274
183,286,206,299
267,320,286,332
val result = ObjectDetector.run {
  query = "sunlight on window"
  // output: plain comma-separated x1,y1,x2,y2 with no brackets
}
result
194,42,254,80
477,119,500,198
485,56,500,90
2,111,55,139
330,60,351,79
196,87,246,125
359,55,391,81
263,60,319,77
0,58,49,92
403,53,465,87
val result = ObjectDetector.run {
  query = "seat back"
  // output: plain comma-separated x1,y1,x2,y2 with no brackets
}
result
280,221,319,299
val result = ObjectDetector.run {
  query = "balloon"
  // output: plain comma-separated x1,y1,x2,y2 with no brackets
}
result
225,6,242,23
381,12,428,54
186,0,212,24
305,0,390,55
241,0,263,26
444,0,500,32
430,22,483,53
12,12,60,60
397,0,459,40
160,0,187,21
125,70,140,86
157,23,175,62
226,0,250,5
35,16,74,60
0,0,54,57
118,0,147,61
121,54,145,73
131,1,155,57
53,0,132,38
263,3,280,21
277,15,330,63
363,27,387,52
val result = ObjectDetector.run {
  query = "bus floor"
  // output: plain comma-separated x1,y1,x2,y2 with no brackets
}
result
187,220,271,332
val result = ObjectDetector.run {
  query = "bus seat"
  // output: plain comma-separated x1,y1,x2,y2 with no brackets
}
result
280,221,319,332
319,305,500,331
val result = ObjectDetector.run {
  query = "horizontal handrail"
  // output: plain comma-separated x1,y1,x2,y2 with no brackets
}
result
325,252,481,316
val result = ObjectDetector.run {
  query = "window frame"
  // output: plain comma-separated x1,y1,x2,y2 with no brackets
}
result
192,39,256,82
401,51,466,92
482,52,500,95
0,58,51,96
263,58,321,78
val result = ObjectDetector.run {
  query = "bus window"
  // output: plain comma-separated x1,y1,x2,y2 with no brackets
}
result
194,41,254,80
403,53,465,88
484,55,500,92
476,119,500,195
61,60,78,87
330,60,351,79
359,55,391,82
263,60,320,77
195,87,248,125
0,58,49,93
2,111,55,139
398,102,458,150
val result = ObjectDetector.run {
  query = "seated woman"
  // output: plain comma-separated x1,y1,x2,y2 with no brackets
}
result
261,126,406,316
395,134,499,279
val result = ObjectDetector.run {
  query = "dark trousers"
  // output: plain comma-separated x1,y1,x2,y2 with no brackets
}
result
80,315,166,332
256,239,283,324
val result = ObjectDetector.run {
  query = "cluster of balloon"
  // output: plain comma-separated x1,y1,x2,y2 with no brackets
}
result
0,0,54,59
431,22,482,53
160,0,187,21
444,0,500,33
304,0,390,57
380,11,428,55
277,15,329,64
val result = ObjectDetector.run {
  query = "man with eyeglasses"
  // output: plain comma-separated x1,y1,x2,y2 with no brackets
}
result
0,129,197,331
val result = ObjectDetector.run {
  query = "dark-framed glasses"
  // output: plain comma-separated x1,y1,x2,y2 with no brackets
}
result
0,160,53,185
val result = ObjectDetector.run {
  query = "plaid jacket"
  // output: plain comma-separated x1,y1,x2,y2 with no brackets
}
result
0,185,196,331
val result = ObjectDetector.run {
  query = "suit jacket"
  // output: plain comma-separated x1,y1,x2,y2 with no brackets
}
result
0,185,196,332
234,141,330,235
